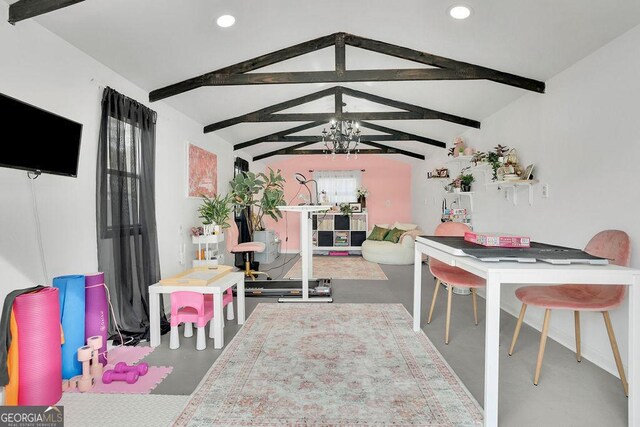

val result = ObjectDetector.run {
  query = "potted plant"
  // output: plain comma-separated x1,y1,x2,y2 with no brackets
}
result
198,194,232,232
229,167,286,238
460,173,475,192
356,185,369,209
339,202,354,216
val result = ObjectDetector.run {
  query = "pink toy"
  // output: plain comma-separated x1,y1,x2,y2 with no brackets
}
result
102,369,139,384
87,335,104,377
114,362,149,376
70,345,95,392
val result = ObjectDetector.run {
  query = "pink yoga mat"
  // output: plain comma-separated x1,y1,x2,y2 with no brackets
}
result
85,273,108,365
14,287,62,405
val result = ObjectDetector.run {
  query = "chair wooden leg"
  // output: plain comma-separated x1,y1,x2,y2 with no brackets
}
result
509,303,527,356
427,279,441,324
602,311,629,396
445,284,453,344
534,309,552,385
471,288,478,326
574,311,581,362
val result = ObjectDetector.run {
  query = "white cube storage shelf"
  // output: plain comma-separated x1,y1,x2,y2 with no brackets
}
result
312,212,368,253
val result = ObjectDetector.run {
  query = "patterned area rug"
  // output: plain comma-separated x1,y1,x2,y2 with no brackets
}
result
174,304,483,426
284,256,388,280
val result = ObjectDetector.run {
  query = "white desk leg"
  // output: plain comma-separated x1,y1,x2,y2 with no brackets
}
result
308,214,314,279
300,212,309,300
237,277,245,325
629,275,640,426
213,293,224,349
413,248,422,332
150,291,161,347
484,273,501,427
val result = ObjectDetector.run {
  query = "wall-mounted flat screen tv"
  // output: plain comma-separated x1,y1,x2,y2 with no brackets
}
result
0,92,83,177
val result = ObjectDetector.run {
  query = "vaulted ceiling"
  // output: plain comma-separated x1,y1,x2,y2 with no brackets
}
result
9,0,640,162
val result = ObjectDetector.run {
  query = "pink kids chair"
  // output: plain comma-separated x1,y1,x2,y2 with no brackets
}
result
509,230,630,395
428,222,486,344
203,289,235,339
170,291,213,351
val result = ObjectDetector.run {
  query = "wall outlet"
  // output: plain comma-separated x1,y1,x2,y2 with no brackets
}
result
542,184,549,198
504,189,509,200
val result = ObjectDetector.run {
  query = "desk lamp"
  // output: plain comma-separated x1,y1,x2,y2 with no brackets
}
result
294,173,319,205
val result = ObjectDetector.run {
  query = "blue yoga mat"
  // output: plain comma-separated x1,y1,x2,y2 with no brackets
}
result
53,275,85,380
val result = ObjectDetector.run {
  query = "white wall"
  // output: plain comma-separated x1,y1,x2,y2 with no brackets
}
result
0,5,256,306
412,24,640,377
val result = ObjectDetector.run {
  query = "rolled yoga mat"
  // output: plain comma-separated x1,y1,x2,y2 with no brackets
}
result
85,273,108,365
14,287,62,405
53,275,85,379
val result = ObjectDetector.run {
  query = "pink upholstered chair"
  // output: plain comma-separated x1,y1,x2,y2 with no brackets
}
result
428,222,486,344
227,218,268,280
509,230,630,395
170,291,214,351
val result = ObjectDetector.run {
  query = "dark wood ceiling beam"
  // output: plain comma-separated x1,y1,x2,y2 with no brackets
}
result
359,121,445,148
340,86,480,128
335,33,346,75
344,33,545,93
150,33,337,102
8,0,85,24
243,134,418,143
203,87,337,133
254,145,425,161
234,121,324,151
253,141,321,161
358,141,426,160
230,112,424,122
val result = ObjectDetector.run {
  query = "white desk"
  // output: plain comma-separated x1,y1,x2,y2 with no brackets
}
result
413,236,640,426
278,205,331,303
149,271,245,349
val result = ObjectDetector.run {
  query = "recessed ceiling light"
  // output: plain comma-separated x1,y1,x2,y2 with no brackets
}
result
216,15,236,28
448,5,472,20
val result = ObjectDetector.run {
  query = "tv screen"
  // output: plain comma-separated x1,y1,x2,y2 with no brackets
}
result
0,92,82,177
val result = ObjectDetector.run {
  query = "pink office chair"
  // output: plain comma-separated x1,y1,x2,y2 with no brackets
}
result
227,219,269,280
428,222,486,344
170,291,213,351
509,230,630,395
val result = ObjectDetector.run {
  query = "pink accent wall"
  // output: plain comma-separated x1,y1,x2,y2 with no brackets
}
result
262,155,413,252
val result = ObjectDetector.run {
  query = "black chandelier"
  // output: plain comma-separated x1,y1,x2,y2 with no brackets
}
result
321,119,361,158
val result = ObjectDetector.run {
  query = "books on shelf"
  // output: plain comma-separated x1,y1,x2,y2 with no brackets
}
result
464,232,530,248
334,231,349,246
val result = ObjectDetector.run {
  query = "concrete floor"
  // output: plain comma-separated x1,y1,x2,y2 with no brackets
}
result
147,255,628,426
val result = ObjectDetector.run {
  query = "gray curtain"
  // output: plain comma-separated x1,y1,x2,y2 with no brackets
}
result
96,87,168,344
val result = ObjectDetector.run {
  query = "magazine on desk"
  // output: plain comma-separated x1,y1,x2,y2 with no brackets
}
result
418,236,608,265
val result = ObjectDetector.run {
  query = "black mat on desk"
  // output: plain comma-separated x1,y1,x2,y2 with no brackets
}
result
421,236,608,264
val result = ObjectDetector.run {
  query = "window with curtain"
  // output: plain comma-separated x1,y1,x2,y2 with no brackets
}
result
96,87,167,344
313,170,361,204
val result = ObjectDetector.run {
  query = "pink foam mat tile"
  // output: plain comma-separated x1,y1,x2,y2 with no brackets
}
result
66,366,173,394
104,345,154,366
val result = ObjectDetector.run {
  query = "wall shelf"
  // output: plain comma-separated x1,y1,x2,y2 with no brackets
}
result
444,191,475,212
486,180,539,206
446,155,474,165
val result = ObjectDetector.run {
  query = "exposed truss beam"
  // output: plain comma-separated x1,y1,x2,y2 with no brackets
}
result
253,142,426,161
205,86,480,132
233,121,324,151
150,32,545,102
8,0,85,24
359,122,446,148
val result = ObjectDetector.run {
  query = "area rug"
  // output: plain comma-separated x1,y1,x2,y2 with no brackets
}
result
284,256,388,280
174,304,483,426
66,345,173,395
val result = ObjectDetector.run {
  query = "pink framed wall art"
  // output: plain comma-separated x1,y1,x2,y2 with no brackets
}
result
187,143,217,198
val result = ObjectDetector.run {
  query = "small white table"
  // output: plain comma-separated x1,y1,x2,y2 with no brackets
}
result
278,205,332,303
149,271,245,349
413,236,640,426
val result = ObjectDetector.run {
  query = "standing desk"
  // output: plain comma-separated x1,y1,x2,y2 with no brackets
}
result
413,236,640,426
278,205,332,303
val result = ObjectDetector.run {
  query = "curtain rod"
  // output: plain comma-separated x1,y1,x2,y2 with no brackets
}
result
308,169,365,172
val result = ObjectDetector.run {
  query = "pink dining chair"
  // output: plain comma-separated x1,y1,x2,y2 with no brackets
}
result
170,291,213,351
428,222,486,344
508,230,631,395
227,218,268,280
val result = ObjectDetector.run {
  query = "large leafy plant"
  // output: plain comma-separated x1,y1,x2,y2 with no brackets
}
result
197,194,232,229
229,168,286,234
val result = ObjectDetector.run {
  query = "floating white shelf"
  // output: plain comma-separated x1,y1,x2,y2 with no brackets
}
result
446,155,474,165
486,180,539,206
444,191,475,212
